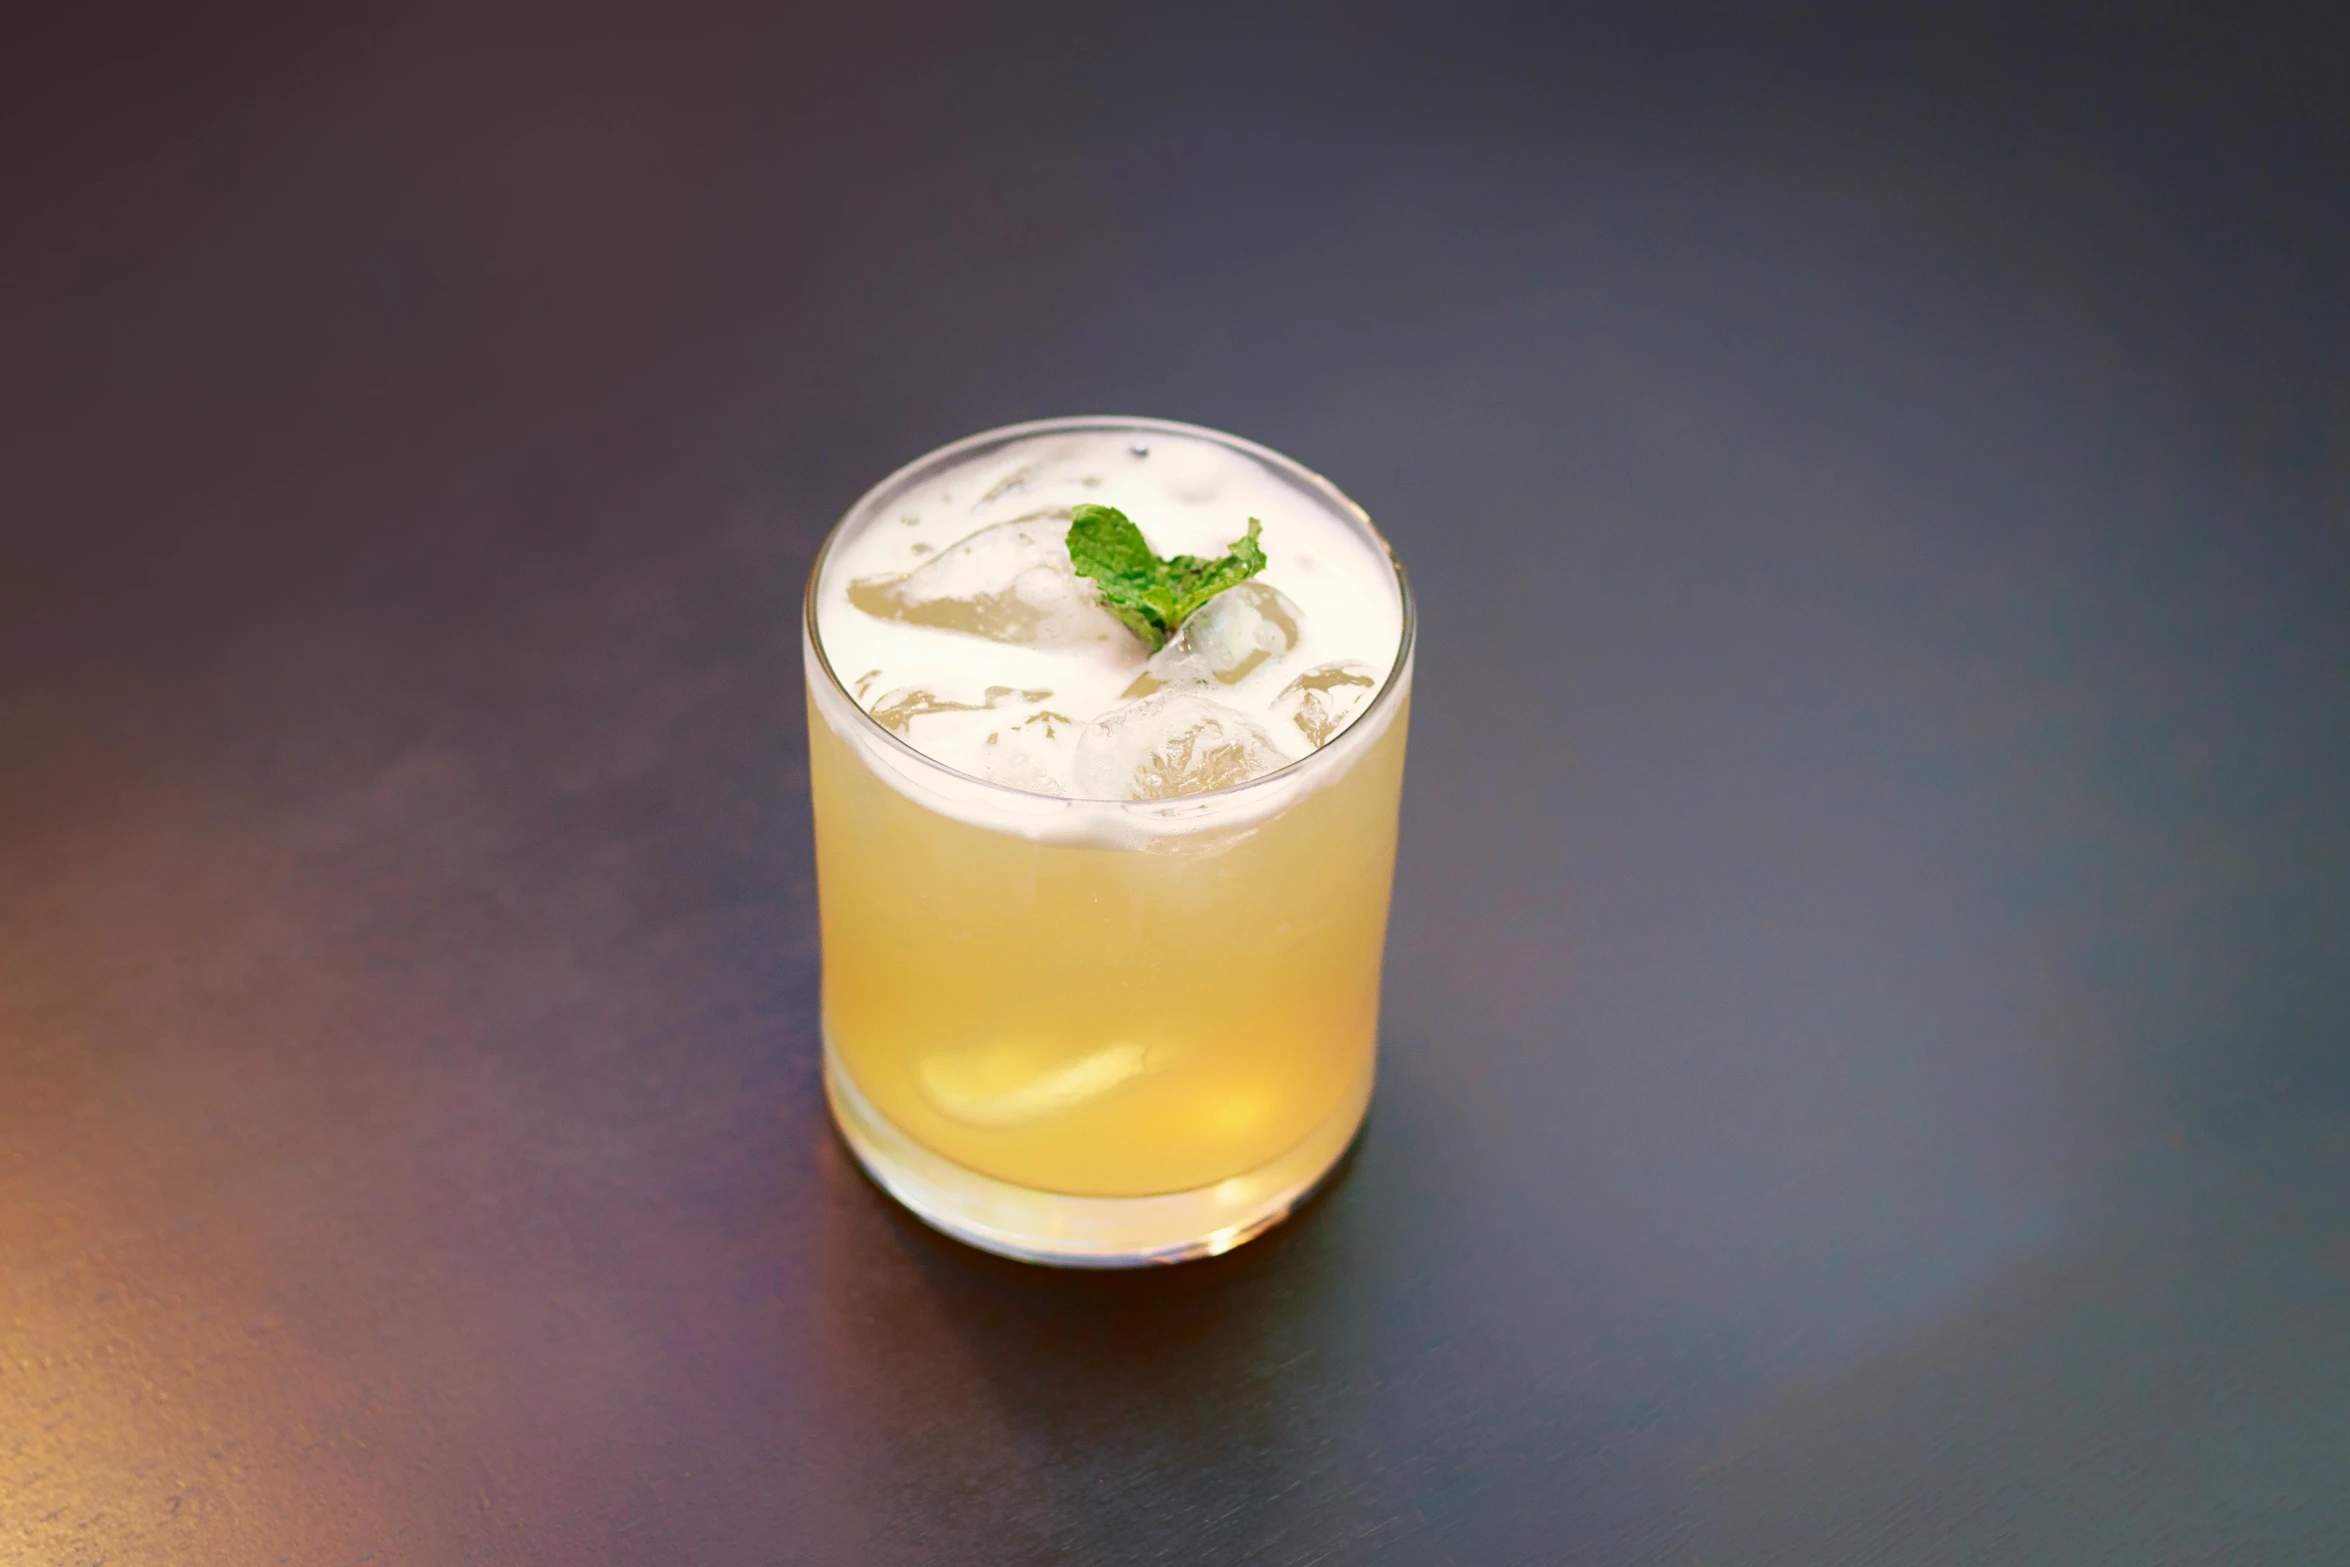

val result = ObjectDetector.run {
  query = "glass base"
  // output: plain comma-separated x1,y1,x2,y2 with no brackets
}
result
823,1043,1372,1268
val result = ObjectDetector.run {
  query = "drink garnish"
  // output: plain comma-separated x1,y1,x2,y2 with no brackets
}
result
1065,504,1266,653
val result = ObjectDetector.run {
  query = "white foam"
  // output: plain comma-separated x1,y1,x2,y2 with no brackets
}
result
806,420,1409,844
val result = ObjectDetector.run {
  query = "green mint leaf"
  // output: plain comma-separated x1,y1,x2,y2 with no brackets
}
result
1066,504,1267,653
1066,504,1176,649
1165,518,1266,627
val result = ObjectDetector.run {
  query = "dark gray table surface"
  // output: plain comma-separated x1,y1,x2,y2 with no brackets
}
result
5,6,2346,1563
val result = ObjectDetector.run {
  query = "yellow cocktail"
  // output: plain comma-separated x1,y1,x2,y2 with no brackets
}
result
805,418,1413,1264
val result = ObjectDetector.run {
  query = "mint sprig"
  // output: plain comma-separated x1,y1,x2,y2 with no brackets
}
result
1066,504,1267,653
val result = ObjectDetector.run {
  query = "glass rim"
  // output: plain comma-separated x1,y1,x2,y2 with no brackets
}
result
802,414,1416,814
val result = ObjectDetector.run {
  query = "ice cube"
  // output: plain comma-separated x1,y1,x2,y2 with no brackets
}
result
918,1038,1163,1127
1121,580,1303,698
1074,691,1297,801
869,684,1051,735
1273,660,1381,748
847,518,1124,646
973,707,1082,795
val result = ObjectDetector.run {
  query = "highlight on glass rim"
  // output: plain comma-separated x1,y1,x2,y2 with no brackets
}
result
803,416,1415,1265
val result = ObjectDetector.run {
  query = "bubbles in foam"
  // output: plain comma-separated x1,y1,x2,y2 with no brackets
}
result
814,426,1403,808
973,707,1082,796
